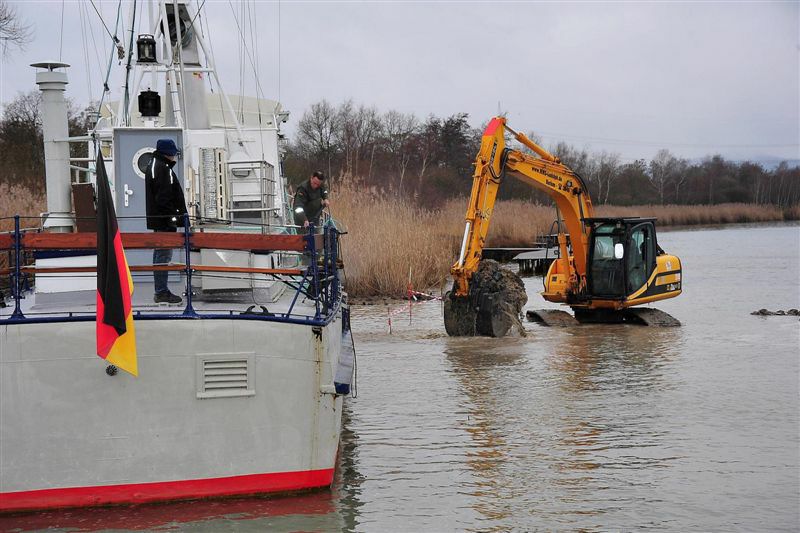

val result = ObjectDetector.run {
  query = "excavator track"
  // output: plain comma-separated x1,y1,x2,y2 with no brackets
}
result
621,308,681,326
526,309,580,327
526,307,680,327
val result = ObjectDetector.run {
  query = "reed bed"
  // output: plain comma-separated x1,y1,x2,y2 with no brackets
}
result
0,183,45,286
0,183,45,232
334,185,561,297
332,185,795,297
332,182,457,297
595,203,787,226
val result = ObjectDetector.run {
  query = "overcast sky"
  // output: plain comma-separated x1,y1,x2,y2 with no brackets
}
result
1,0,798,163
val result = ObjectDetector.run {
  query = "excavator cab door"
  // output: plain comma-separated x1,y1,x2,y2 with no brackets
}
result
625,222,657,295
586,223,627,298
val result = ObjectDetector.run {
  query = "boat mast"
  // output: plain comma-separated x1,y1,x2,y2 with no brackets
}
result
158,0,184,128
120,0,248,151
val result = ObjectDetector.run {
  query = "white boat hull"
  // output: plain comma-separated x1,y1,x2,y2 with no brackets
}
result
0,316,344,511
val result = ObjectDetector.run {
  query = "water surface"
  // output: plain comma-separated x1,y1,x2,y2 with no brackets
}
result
3,224,798,532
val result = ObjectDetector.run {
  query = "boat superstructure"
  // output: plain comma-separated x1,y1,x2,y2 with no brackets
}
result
0,0,352,512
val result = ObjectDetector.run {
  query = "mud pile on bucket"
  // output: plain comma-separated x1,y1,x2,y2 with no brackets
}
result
444,260,527,337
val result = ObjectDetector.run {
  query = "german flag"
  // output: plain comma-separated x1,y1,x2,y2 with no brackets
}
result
96,152,138,376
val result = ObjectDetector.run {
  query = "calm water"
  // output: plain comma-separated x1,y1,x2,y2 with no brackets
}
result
4,224,799,532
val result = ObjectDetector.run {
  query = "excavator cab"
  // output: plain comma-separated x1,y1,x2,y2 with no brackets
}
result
586,220,627,298
586,217,657,300
581,217,681,318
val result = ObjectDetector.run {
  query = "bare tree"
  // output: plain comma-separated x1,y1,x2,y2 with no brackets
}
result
336,101,380,179
0,91,94,189
648,149,674,205
296,100,340,179
382,110,418,192
335,100,356,177
551,142,593,177
595,151,621,204
0,1,32,57
671,157,690,203
413,115,440,196
648,149,691,204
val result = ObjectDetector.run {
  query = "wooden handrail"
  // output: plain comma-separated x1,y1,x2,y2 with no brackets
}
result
0,231,320,252
191,232,318,252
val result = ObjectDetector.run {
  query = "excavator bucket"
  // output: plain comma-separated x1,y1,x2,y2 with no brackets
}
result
443,260,528,337
443,292,478,336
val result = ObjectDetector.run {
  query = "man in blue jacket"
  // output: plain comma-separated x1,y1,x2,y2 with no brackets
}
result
145,139,187,304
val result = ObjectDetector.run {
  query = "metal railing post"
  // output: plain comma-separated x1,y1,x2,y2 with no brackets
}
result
331,227,339,308
10,215,24,319
182,214,197,317
306,224,321,319
322,225,330,310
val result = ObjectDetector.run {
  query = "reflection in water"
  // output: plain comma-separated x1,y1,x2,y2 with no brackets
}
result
547,324,684,524
549,326,679,393
444,338,526,528
440,321,686,530
333,404,365,533
0,492,340,532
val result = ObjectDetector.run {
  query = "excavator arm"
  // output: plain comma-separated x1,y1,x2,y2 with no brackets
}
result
451,117,595,301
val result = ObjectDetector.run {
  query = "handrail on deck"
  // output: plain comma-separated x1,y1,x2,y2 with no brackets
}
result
0,231,322,253
0,214,342,326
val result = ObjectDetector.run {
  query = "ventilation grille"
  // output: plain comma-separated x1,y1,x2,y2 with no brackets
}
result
197,354,255,399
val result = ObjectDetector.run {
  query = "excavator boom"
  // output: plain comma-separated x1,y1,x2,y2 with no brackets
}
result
451,117,595,300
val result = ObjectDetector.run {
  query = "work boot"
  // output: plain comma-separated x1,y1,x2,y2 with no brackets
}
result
154,291,182,304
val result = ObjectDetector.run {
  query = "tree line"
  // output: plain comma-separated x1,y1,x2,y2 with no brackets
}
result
1,92,797,210
286,99,800,208
0,91,93,192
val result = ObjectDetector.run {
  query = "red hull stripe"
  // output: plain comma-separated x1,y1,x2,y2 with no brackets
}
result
0,468,334,513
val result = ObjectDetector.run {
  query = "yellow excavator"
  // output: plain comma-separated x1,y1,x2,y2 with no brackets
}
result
444,117,682,336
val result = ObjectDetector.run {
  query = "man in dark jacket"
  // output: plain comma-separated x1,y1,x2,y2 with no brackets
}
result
293,171,329,229
145,139,187,304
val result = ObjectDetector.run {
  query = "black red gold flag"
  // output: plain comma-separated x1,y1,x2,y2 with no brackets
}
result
95,152,137,376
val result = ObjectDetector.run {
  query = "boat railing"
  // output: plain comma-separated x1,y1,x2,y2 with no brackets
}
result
0,214,343,327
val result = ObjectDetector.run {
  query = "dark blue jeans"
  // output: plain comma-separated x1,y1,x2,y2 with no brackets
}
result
153,246,173,294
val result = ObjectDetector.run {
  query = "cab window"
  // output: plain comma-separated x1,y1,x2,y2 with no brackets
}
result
589,224,625,297
627,224,655,293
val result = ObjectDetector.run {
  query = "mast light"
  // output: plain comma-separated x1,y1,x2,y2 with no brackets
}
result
136,34,157,64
